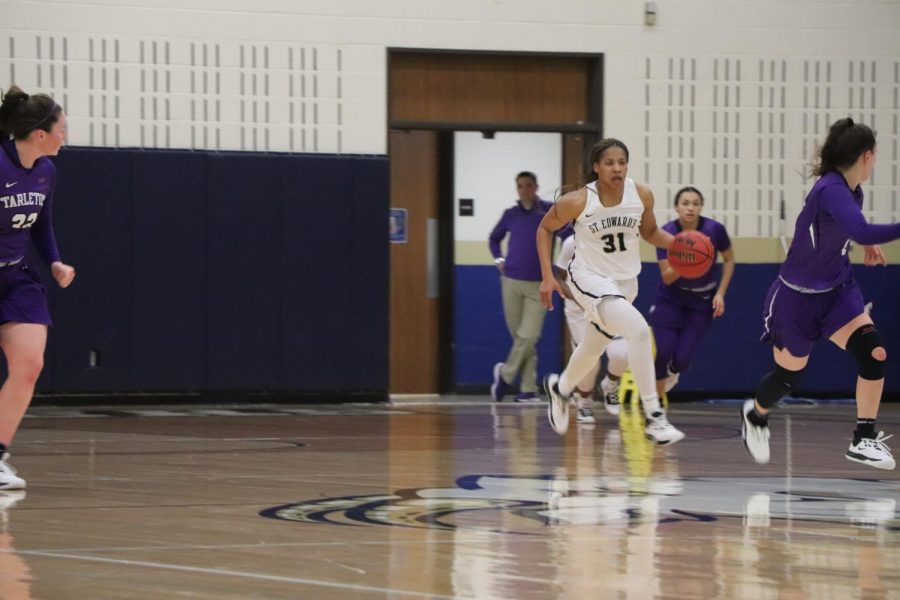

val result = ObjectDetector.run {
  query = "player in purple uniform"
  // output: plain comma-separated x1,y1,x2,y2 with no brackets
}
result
599,187,734,403
741,118,900,470
651,188,734,395
0,86,75,489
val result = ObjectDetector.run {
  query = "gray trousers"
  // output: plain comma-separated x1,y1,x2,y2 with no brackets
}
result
500,276,547,393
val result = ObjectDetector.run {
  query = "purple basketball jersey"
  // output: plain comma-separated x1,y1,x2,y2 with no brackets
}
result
0,140,62,325
759,171,900,353
0,140,61,265
780,171,900,292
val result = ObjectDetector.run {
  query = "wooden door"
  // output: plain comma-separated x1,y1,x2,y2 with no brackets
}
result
387,50,603,395
389,130,441,393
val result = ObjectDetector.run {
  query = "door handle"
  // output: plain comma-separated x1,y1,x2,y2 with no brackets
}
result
426,218,439,299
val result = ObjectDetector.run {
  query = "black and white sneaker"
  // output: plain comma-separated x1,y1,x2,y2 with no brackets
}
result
599,377,621,416
644,413,685,445
0,453,25,490
544,373,569,435
576,405,596,425
740,400,770,464
846,432,895,470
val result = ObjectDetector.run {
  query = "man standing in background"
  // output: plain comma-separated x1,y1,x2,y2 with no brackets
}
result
489,171,562,402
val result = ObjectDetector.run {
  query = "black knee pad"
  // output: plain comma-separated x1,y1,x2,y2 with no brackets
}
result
756,365,804,409
846,324,885,380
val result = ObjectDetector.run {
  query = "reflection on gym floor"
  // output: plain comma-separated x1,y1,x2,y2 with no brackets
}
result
0,401,897,598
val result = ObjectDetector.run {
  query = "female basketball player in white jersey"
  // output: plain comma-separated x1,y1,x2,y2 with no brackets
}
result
537,139,684,444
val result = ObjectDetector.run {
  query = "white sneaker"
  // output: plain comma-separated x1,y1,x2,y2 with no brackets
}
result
544,374,569,436
0,454,26,491
576,405,596,425
740,400,771,464
644,413,685,446
846,432,895,470
664,370,680,393
600,377,621,416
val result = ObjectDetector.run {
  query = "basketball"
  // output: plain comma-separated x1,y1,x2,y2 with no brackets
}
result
667,230,714,279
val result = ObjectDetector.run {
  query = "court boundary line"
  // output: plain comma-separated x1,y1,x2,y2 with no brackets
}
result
14,550,462,599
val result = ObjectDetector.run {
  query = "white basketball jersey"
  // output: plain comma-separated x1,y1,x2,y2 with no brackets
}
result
571,178,644,279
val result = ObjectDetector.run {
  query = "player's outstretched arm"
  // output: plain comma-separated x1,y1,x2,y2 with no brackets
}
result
822,188,900,246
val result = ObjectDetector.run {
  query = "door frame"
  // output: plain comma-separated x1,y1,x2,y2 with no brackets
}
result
388,49,604,394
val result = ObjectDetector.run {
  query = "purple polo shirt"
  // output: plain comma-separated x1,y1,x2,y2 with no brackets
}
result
489,199,555,282
656,216,731,294
780,171,900,292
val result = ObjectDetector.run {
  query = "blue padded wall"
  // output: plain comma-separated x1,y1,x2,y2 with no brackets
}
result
454,266,565,389
454,262,900,396
19,145,900,399
35,147,388,395
131,152,207,390
45,148,135,391
205,153,285,388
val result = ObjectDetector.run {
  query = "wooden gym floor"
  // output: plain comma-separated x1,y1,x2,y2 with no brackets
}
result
1,399,898,599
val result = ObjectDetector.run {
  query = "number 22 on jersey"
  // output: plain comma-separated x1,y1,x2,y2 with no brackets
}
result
11,213,38,229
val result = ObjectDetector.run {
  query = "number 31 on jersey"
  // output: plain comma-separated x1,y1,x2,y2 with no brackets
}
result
587,223,627,253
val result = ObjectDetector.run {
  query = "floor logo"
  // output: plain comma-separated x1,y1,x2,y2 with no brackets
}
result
261,474,900,533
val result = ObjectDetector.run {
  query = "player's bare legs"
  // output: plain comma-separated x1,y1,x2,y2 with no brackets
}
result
0,323,46,446
0,323,46,489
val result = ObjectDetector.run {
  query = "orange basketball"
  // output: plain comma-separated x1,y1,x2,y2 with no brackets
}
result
667,230,714,279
